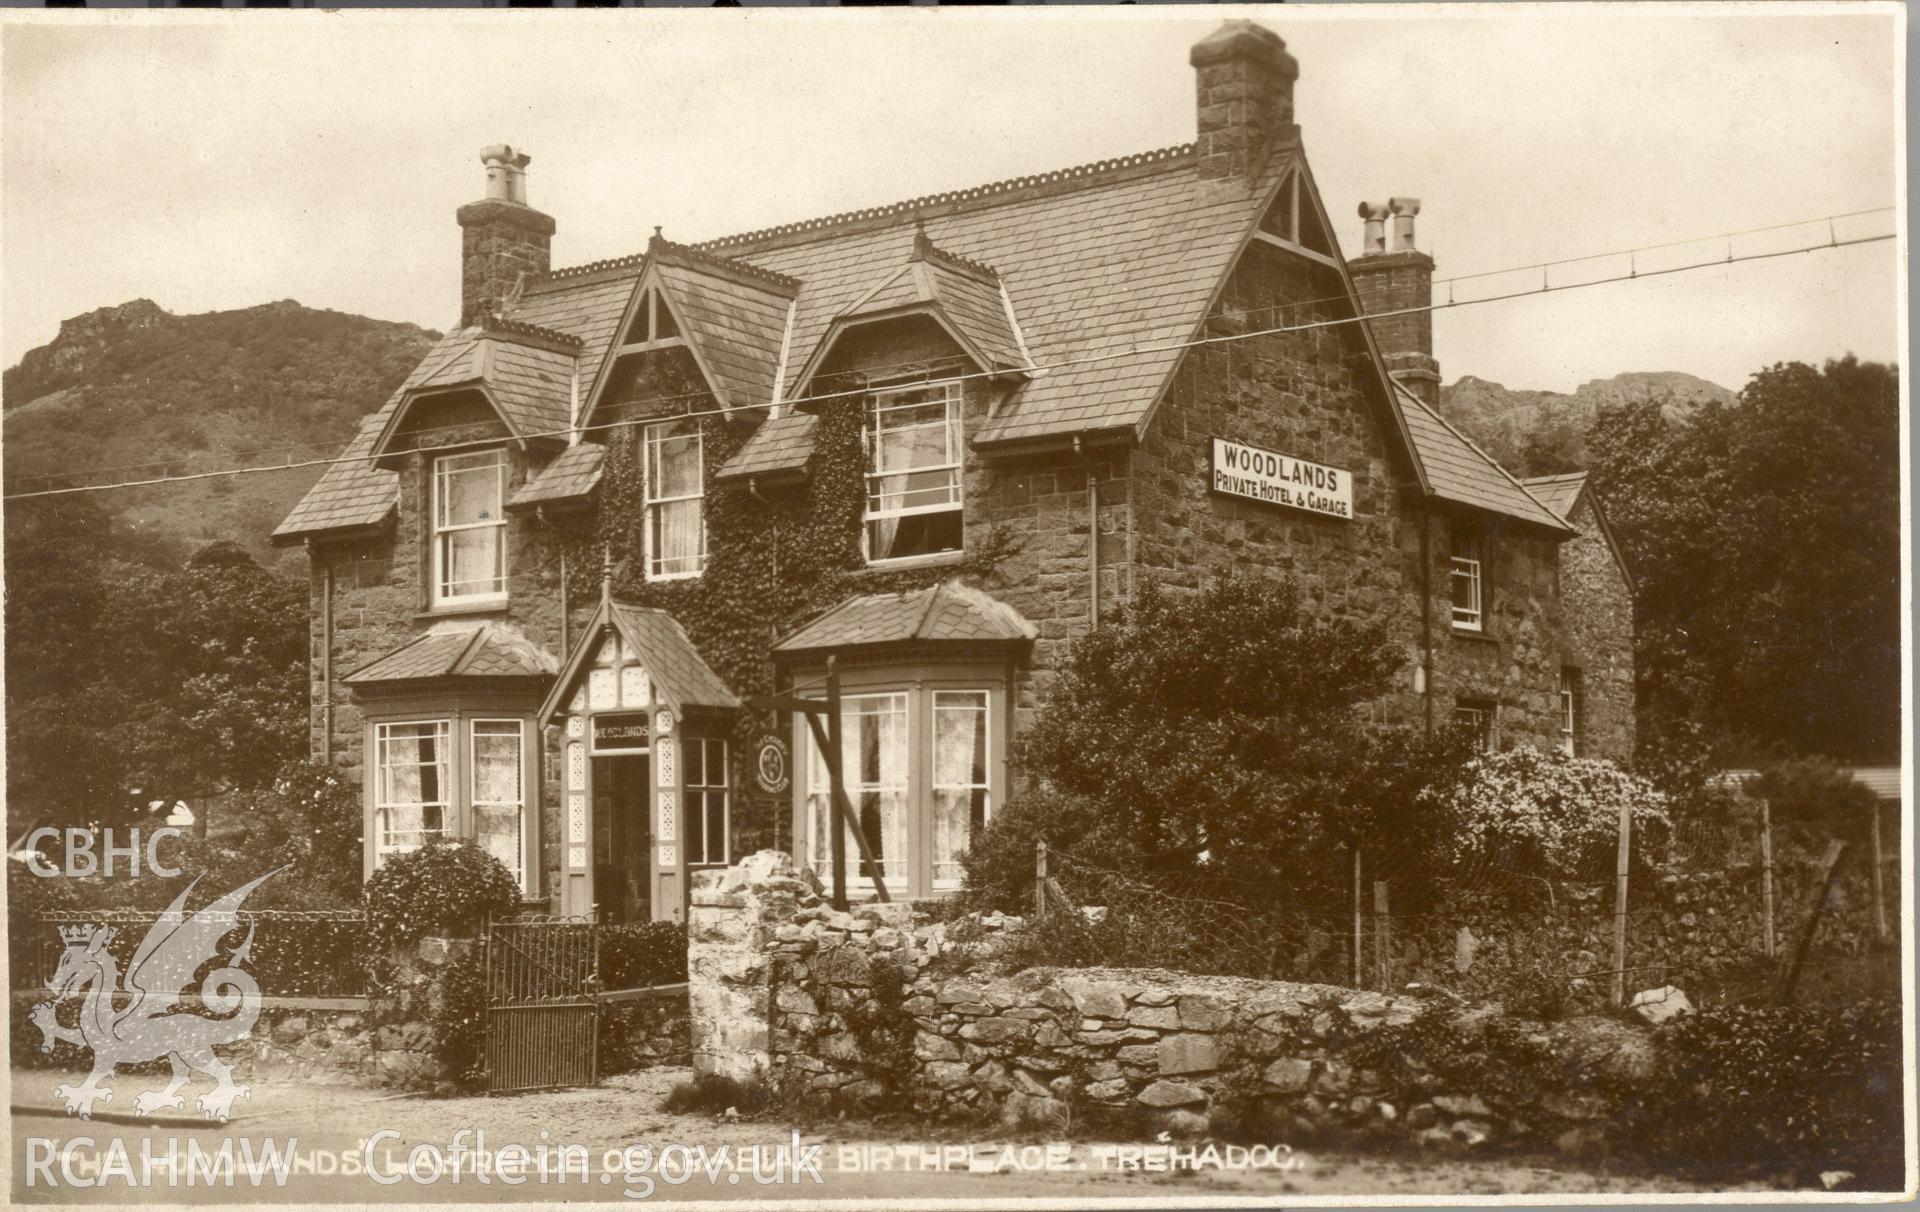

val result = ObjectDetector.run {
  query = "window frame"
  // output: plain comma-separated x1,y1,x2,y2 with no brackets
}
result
372,719,454,864
1558,668,1580,757
642,420,706,581
430,449,509,607
1450,525,1484,633
1452,700,1496,753
469,717,530,890
684,736,731,868
930,688,992,892
862,380,964,567
794,671,1006,899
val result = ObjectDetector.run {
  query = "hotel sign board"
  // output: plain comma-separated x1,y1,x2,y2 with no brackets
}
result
1210,437,1352,521
589,711,651,754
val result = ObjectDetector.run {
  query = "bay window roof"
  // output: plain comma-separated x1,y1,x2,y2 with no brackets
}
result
774,581,1037,656
343,621,559,686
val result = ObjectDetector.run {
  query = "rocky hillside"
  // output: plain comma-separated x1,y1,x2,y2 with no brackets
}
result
4,299,437,564
1440,371,1737,477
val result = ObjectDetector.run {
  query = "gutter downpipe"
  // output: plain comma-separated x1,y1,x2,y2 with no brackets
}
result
539,505,570,660
1074,436,1100,631
1419,491,1435,738
315,541,334,765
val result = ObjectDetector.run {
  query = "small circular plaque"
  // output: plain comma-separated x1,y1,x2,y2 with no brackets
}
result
754,734,790,794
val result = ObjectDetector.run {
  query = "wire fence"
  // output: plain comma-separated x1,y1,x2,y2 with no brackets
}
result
1025,797,1901,1015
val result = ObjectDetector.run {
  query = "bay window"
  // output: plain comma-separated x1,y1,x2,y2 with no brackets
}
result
931,691,990,890
865,382,963,563
800,683,1001,898
645,421,705,579
433,450,508,605
374,721,451,860
471,719,527,888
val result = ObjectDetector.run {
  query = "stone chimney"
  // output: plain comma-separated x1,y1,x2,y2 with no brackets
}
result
455,144,556,328
1349,197,1439,407
1190,21,1299,185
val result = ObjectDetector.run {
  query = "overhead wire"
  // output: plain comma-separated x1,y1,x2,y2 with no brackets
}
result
2,217,1896,503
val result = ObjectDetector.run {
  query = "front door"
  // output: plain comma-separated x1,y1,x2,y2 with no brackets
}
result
591,754,651,923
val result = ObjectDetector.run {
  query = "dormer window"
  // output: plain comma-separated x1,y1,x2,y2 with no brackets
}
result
433,449,508,606
865,381,963,563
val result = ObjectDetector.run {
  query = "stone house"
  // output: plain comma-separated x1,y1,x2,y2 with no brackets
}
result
273,20,1636,922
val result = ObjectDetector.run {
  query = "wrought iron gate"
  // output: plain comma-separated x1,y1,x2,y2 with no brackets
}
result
484,915,599,1093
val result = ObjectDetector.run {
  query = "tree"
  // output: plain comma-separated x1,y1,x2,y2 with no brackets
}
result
1588,357,1900,768
969,574,1466,907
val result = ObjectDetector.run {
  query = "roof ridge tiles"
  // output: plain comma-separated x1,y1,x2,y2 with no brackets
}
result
530,142,1197,292
479,314,585,351
911,225,999,283
648,234,802,294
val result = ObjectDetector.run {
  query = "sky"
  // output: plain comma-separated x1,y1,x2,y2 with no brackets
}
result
0,4,1903,395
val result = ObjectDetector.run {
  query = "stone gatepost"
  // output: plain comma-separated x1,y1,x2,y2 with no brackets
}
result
687,851,819,1080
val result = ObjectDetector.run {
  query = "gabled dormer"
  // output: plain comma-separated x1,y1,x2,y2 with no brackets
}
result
789,225,1032,394
580,234,799,431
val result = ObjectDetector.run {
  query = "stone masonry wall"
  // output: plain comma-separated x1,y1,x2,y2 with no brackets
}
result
689,853,1673,1157
1560,493,1635,762
1133,239,1618,754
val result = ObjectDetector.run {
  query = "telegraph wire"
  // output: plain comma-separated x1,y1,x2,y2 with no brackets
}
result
3,225,1896,503
9,204,1895,488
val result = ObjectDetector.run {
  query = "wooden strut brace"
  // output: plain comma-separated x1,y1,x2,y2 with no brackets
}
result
745,656,891,910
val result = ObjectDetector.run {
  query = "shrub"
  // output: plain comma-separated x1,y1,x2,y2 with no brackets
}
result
663,1071,779,1118
430,943,489,1092
1431,746,1671,881
599,921,688,990
364,843,519,952
1619,998,1904,1168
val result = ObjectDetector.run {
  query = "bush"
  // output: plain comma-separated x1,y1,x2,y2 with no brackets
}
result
364,843,519,952
1620,998,1904,1169
599,921,688,990
663,1071,779,1118
960,787,1107,913
1431,746,1671,880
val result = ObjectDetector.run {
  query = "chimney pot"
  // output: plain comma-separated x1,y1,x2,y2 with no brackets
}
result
1388,196,1421,252
1358,202,1389,256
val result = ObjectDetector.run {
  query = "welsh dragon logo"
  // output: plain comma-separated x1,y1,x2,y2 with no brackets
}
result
30,870,278,1122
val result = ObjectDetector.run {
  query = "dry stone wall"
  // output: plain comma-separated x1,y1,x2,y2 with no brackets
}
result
690,853,1665,1155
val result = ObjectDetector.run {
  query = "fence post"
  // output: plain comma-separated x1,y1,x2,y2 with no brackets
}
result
1034,840,1048,922
1777,838,1848,1005
1611,800,1631,1006
1869,800,1888,942
1351,846,1363,988
1759,798,1776,958
1373,879,1390,992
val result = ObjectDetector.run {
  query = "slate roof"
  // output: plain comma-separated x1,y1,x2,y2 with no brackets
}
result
1518,471,1588,522
609,602,741,710
715,412,818,483
343,623,559,685
1395,385,1573,534
774,581,1037,654
650,247,795,413
283,132,1549,546
814,235,1028,378
507,441,605,510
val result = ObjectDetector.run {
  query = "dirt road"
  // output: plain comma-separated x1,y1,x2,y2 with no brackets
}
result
10,1065,1774,1203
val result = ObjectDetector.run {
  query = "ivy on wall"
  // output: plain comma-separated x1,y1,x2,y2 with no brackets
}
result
562,359,1017,853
